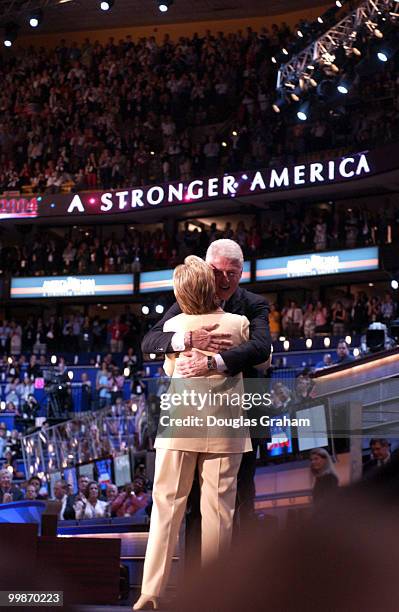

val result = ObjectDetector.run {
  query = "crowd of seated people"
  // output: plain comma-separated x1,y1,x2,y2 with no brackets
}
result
0,468,151,519
0,24,398,194
1,203,398,277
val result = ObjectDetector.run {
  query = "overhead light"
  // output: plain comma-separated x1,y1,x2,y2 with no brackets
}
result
3,22,19,47
155,304,164,314
297,101,310,121
377,51,388,61
158,0,173,12
142,305,150,315
337,81,349,94
29,10,43,28
100,0,114,10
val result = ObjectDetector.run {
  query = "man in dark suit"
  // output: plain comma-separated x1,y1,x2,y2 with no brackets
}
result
142,239,271,549
53,479,76,520
0,468,24,503
363,438,392,479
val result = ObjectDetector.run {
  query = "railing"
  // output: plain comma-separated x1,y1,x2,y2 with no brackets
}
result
21,393,150,478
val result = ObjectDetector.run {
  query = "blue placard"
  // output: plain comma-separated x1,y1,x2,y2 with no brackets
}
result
139,261,251,293
256,247,379,281
10,274,134,299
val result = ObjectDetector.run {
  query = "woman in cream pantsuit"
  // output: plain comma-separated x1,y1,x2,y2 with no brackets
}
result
133,256,252,611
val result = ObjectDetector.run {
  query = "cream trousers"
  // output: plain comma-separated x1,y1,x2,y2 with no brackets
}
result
141,447,242,597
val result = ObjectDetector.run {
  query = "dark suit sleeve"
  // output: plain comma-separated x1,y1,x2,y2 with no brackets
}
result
220,293,271,376
13,488,24,501
63,496,76,520
141,302,182,355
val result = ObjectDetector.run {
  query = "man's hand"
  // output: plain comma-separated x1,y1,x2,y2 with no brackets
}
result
3,492,13,503
176,350,214,378
186,325,232,352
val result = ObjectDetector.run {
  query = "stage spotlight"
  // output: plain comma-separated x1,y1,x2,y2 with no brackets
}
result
337,81,349,94
3,22,19,47
158,0,173,12
377,50,388,61
100,0,114,10
142,305,150,315
297,101,310,121
29,10,43,28
155,304,164,314
391,279,399,290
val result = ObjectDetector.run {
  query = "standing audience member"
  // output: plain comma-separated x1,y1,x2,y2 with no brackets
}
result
309,448,339,508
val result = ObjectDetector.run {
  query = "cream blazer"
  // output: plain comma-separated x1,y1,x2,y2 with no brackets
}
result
154,311,252,454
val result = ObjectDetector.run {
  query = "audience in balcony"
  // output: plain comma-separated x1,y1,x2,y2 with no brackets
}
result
0,26,399,195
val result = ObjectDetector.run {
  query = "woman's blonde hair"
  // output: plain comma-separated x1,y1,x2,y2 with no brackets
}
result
310,448,338,478
173,255,219,315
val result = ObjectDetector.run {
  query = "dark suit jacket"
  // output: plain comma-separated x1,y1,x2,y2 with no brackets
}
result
0,486,24,503
141,287,271,377
61,495,76,520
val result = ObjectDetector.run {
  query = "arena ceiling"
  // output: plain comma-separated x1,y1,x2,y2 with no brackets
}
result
0,0,326,35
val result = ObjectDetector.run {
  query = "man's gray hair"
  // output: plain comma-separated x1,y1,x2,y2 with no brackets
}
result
206,239,244,266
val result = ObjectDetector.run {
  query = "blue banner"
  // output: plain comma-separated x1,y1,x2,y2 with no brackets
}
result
10,274,134,299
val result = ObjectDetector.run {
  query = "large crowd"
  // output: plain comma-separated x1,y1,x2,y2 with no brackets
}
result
0,24,398,194
1,203,397,276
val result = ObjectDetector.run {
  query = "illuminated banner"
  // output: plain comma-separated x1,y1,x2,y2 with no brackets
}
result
256,247,379,281
10,274,134,299
140,262,251,293
3,145,399,221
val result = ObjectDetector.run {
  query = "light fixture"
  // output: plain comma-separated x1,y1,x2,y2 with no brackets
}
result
100,0,114,10
67,370,74,380
142,305,150,315
29,9,43,28
317,16,324,24
51,355,57,365
377,50,388,62
336,0,343,6
158,0,173,12
306,338,313,349
3,22,19,47
324,337,331,348
283,340,290,351
123,367,130,377
345,335,352,345
337,80,349,94
149,353,157,360
155,304,164,314
279,336,286,342
271,56,277,64
391,279,399,290
297,101,310,121
353,347,360,357
297,30,304,38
